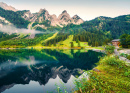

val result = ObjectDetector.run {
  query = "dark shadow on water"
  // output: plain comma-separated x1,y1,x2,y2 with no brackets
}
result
0,49,104,92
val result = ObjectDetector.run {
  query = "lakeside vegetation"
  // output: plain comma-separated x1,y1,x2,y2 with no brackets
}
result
120,34,130,48
0,32,104,50
0,3,130,93
73,45,130,93
75,55,130,93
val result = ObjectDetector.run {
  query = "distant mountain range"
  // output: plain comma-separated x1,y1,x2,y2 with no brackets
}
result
0,2,17,12
0,2,84,28
0,2,130,39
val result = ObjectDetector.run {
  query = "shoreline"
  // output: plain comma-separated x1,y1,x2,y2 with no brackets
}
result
0,46,104,50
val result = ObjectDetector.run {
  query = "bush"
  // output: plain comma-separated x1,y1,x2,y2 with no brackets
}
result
75,55,130,93
120,53,128,58
127,55,130,60
105,45,115,55
99,55,126,69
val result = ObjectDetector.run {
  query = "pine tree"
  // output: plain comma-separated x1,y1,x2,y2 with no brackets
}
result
76,38,79,43
78,41,80,47
70,42,74,48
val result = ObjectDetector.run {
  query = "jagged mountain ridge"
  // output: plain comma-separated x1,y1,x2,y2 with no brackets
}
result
0,2,84,28
0,2,17,12
22,9,84,27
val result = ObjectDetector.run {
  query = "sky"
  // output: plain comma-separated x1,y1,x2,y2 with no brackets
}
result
0,0,130,21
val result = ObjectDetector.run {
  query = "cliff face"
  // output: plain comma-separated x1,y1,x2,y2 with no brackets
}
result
22,9,84,27
0,2,84,29
0,2,17,12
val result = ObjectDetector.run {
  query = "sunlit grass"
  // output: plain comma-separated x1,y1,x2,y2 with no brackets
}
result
40,32,58,44
75,55,130,93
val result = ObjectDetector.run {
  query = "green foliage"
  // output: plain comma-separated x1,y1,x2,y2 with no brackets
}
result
75,55,130,93
127,55,130,60
0,7,30,28
70,42,74,48
100,55,126,69
78,41,80,47
35,27,46,32
44,33,69,46
120,53,128,58
120,34,130,48
32,20,51,27
0,34,53,48
76,38,79,43
105,45,115,55
73,31,107,47
0,34,18,42
61,15,130,40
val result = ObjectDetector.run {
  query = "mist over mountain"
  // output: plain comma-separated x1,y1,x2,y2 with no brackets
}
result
0,2,130,39
0,2,84,30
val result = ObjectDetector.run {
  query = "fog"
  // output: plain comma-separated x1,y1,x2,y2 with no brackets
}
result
0,25,57,34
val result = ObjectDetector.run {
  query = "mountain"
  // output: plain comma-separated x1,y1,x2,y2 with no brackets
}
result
0,2,129,40
0,16,11,26
0,2,17,12
82,15,130,38
20,9,84,28
0,7,30,28
62,15,130,39
0,2,83,29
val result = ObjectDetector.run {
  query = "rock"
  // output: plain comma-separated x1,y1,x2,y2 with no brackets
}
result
93,68,100,72
0,2,17,12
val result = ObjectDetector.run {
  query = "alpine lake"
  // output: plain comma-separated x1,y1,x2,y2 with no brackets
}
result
0,49,104,93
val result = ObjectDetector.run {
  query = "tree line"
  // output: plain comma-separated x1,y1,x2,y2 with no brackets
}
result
120,34,130,48
73,31,110,47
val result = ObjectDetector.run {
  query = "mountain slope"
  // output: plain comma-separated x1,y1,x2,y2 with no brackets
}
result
62,15,130,39
20,9,84,28
0,7,30,28
0,2,17,12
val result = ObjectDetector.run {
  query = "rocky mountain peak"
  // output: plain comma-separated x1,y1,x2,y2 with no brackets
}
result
72,15,81,19
62,10,67,14
0,2,17,12
0,2,84,27
39,8,49,14
71,15,84,24
58,10,71,21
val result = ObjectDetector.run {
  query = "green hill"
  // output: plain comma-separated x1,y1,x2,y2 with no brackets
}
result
0,7,30,28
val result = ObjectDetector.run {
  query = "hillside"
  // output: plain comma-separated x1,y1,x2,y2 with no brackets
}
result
61,15,130,39
0,2,130,48
0,7,30,28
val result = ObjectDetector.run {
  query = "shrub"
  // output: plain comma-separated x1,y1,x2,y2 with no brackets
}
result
105,45,115,55
75,55,130,93
120,53,128,58
99,55,126,69
127,55,130,60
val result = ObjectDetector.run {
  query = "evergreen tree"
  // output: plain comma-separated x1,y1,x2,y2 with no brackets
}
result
76,38,79,43
70,42,74,48
78,41,80,47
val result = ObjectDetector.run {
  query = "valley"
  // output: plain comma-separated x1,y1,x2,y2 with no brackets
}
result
0,1,130,93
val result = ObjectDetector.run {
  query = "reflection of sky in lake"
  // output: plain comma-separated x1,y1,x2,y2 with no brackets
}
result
3,75,76,93
0,49,104,93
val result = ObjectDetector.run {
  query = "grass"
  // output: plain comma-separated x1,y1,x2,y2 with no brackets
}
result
56,35,89,48
0,33,104,50
41,32,58,44
29,32,58,48
54,35,104,50
75,55,130,93
56,35,74,47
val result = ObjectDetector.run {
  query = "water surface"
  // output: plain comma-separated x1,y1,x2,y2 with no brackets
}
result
0,49,103,93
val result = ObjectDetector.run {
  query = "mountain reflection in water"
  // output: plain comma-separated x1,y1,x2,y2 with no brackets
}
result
0,49,103,93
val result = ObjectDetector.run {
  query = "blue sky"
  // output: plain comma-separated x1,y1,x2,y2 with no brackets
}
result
0,0,130,20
